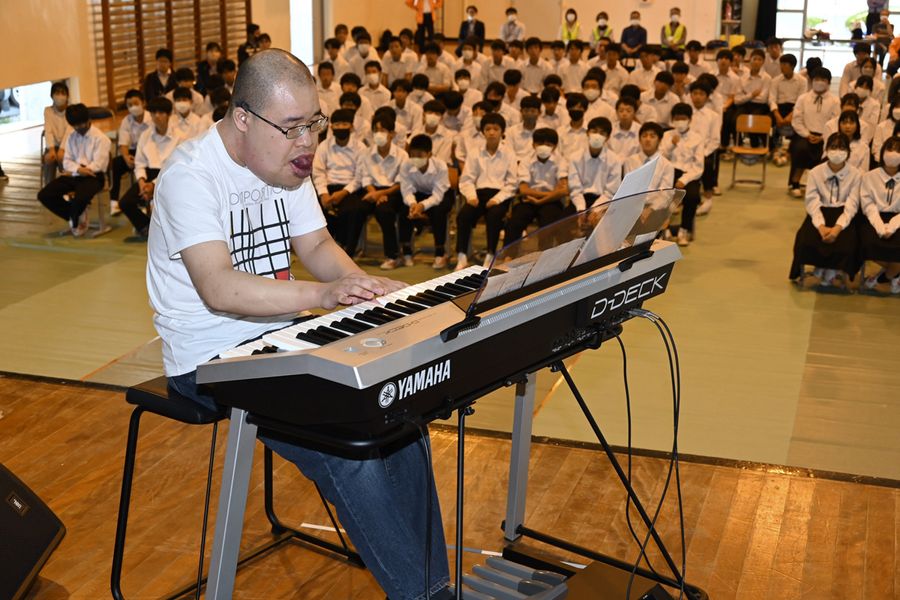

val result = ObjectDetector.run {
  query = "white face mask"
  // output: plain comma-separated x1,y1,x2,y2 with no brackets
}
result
373,131,389,147
128,104,144,118
566,13,576,24
826,149,848,165
467,12,475,21
424,113,441,127
366,72,381,86
588,133,607,149
812,81,828,93
597,19,607,28
884,151,900,168
409,156,429,169
535,145,553,159
856,87,870,99
507,14,517,23
862,68,875,77
411,89,425,99
583,88,600,101
630,19,641,27
462,49,474,61
174,101,192,115
473,115,482,130
52,94,67,108
673,119,690,133
358,43,371,56
457,78,471,91
670,14,681,23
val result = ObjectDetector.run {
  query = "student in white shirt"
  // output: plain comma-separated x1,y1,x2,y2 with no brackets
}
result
197,87,230,131
789,67,841,196
619,84,658,125
339,73,374,124
521,37,553,94
417,43,453,94
735,48,773,146
508,40,527,68
557,93,590,161
568,117,623,212
43,81,71,185
641,71,680,127
360,61,392,110
769,54,806,150
549,41,567,72
338,92,373,145
839,43,882,98
689,81,723,215
559,40,588,93
853,76,880,129
316,62,341,119
347,32,381,79
485,41,513,85
389,79,423,136
37,103,111,236
400,134,455,269
538,87,568,130
598,43,628,93
505,128,569,245
670,62,693,101
627,47,661,92
456,113,518,269
660,103,705,246
763,37,784,79
789,132,862,287
715,49,741,148
731,45,748,79
312,109,367,254
455,101,492,169
607,97,641,157
685,40,712,79
441,91,471,133
624,122,675,190
118,97,183,239
323,38,351,80
859,136,900,293
455,68,483,109
409,74,436,108
872,97,900,161
484,81,522,128
111,89,152,203
411,100,455,166
163,68,205,112
506,96,542,161
499,69,528,109
828,110,870,171
583,71,616,122
381,36,415,87
456,40,485,92
170,87,203,140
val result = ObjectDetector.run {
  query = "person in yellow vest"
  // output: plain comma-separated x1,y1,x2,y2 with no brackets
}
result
560,8,581,42
661,7,687,61
590,12,614,50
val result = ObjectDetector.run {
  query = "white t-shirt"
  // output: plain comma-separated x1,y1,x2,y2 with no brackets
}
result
147,125,327,376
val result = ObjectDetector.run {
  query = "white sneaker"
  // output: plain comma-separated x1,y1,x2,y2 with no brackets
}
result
402,254,414,267
697,198,713,216
483,253,495,268
891,277,900,295
712,186,722,196
454,253,469,272
676,228,691,247
821,269,836,286
790,187,803,198
110,200,121,216
379,258,401,270
71,210,89,237
432,255,448,269
863,269,885,290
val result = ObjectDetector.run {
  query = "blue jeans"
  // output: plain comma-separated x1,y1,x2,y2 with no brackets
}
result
169,371,451,600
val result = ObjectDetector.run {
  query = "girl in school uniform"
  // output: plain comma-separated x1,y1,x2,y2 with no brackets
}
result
789,133,862,287
835,110,871,171
859,136,900,294
871,96,900,163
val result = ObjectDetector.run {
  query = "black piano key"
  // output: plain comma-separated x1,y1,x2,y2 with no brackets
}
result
459,275,484,288
315,326,348,340
408,293,440,307
421,289,453,302
372,307,406,320
451,278,480,290
394,299,427,312
332,318,371,333
384,301,418,315
296,330,330,346
355,311,390,325
439,282,471,295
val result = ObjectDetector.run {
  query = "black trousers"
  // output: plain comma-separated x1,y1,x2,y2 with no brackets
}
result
323,183,369,254
504,199,566,245
674,169,701,233
110,152,136,200
119,168,159,233
789,136,824,186
455,188,509,255
37,173,104,227
702,152,718,191
722,105,739,147
378,189,454,257
415,13,435,51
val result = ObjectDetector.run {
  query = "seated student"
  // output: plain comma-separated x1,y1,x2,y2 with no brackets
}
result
789,132,862,286
348,31,381,79
164,68,204,112
195,42,222,95
799,57,822,90
317,62,341,118
110,89,152,208
484,81,521,127
660,7,687,61
521,37,553,94
409,74,436,107
860,136,900,293
608,97,641,157
769,53,805,152
505,128,569,245
538,87,568,129
689,82,722,215
858,57,886,105
619,84,658,125
641,71,680,127
670,62,692,101
398,27,418,62
568,117,623,213
118,97,182,240
323,38,351,80
660,103,704,246
549,40,567,72
455,68,483,109
873,96,900,160
734,48,773,146
312,109,367,254
624,121,675,186
506,96,542,161
508,40,526,67
360,61,391,110
714,49,741,149
840,43,881,98
559,40,588,94
427,33,460,71
170,87,203,140
390,79,423,135
441,91,471,133
831,111,869,171
37,103,111,236
789,67,841,197
486,40,514,85
198,86,232,130
627,46,661,92
457,40,485,91
43,81,71,185
583,71,616,122
597,43,628,94
621,10,647,58
338,92,372,143
763,37,784,79
416,43,453,94
696,71,724,116
730,45,748,78
853,76,880,127
411,100,455,166
823,94,874,144
685,40,712,79
542,74,565,96
557,93,590,161
455,100,492,169
357,112,410,270
501,69,528,109
339,72,374,123
456,113,517,269
400,134,455,269
143,48,175,101
382,36,415,86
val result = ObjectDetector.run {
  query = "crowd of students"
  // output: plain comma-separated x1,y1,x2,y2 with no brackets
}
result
29,8,900,292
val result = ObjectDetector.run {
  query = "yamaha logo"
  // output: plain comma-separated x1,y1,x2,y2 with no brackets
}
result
378,382,397,408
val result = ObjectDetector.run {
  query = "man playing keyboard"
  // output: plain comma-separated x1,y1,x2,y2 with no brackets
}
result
147,49,453,600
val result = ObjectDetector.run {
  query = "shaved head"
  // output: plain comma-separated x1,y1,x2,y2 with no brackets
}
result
230,49,314,114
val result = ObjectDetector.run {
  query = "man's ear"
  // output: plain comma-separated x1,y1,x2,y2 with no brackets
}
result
233,107,249,132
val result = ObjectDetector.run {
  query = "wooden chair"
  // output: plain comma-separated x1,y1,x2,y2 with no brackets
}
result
729,114,772,190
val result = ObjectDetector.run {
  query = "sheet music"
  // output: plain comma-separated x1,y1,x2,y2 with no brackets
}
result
479,263,533,301
523,237,585,287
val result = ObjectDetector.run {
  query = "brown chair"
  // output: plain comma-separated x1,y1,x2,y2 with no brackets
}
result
729,114,772,189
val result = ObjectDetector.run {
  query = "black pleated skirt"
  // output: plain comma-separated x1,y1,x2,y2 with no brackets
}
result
789,206,861,279
859,211,900,263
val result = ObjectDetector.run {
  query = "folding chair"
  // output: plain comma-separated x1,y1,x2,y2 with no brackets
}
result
729,114,772,190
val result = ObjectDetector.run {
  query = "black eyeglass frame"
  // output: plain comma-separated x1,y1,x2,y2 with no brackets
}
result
237,101,328,139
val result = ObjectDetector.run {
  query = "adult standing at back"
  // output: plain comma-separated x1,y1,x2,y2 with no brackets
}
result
406,0,443,52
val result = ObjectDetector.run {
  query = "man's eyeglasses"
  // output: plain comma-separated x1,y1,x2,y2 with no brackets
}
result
238,102,329,139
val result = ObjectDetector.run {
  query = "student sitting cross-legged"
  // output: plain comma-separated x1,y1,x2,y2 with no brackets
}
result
860,136,900,294
456,113,518,270
504,128,569,246
789,133,862,287
37,103,111,236
660,103,705,246
399,134,455,269
568,117,624,215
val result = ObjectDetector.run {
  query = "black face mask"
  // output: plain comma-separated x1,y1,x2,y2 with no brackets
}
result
332,128,351,141
568,109,585,122
486,99,501,112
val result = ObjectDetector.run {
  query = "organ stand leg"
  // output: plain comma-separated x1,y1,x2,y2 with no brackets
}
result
206,408,258,600
504,373,536,541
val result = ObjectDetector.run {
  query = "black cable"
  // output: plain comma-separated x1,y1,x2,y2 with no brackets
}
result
414,422,434,600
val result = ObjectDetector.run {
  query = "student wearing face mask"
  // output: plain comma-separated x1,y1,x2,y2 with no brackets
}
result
872,96,900,161
110,89,152,210
860,136,900,294
857,57,886,105
457,5,485,54
853,76,881,128
455,68,484,108
839,43,882,98
456,41,485,91
500,7,526,43
560,9,581,43
170,87,203,140
400,134,455,269
37,103,111,236
661,7,687,61
591,12,613,50
347,32,381,80
409,74,436,107
411,100,455,166
660,103,704,246
789,67,840,198
360,61,391,110
43,81,71,185
621,11,647,58
568,117,623,214
789,132,862,288
557,93,590,161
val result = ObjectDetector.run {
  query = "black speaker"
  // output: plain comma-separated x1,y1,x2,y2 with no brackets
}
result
0,464,66,600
